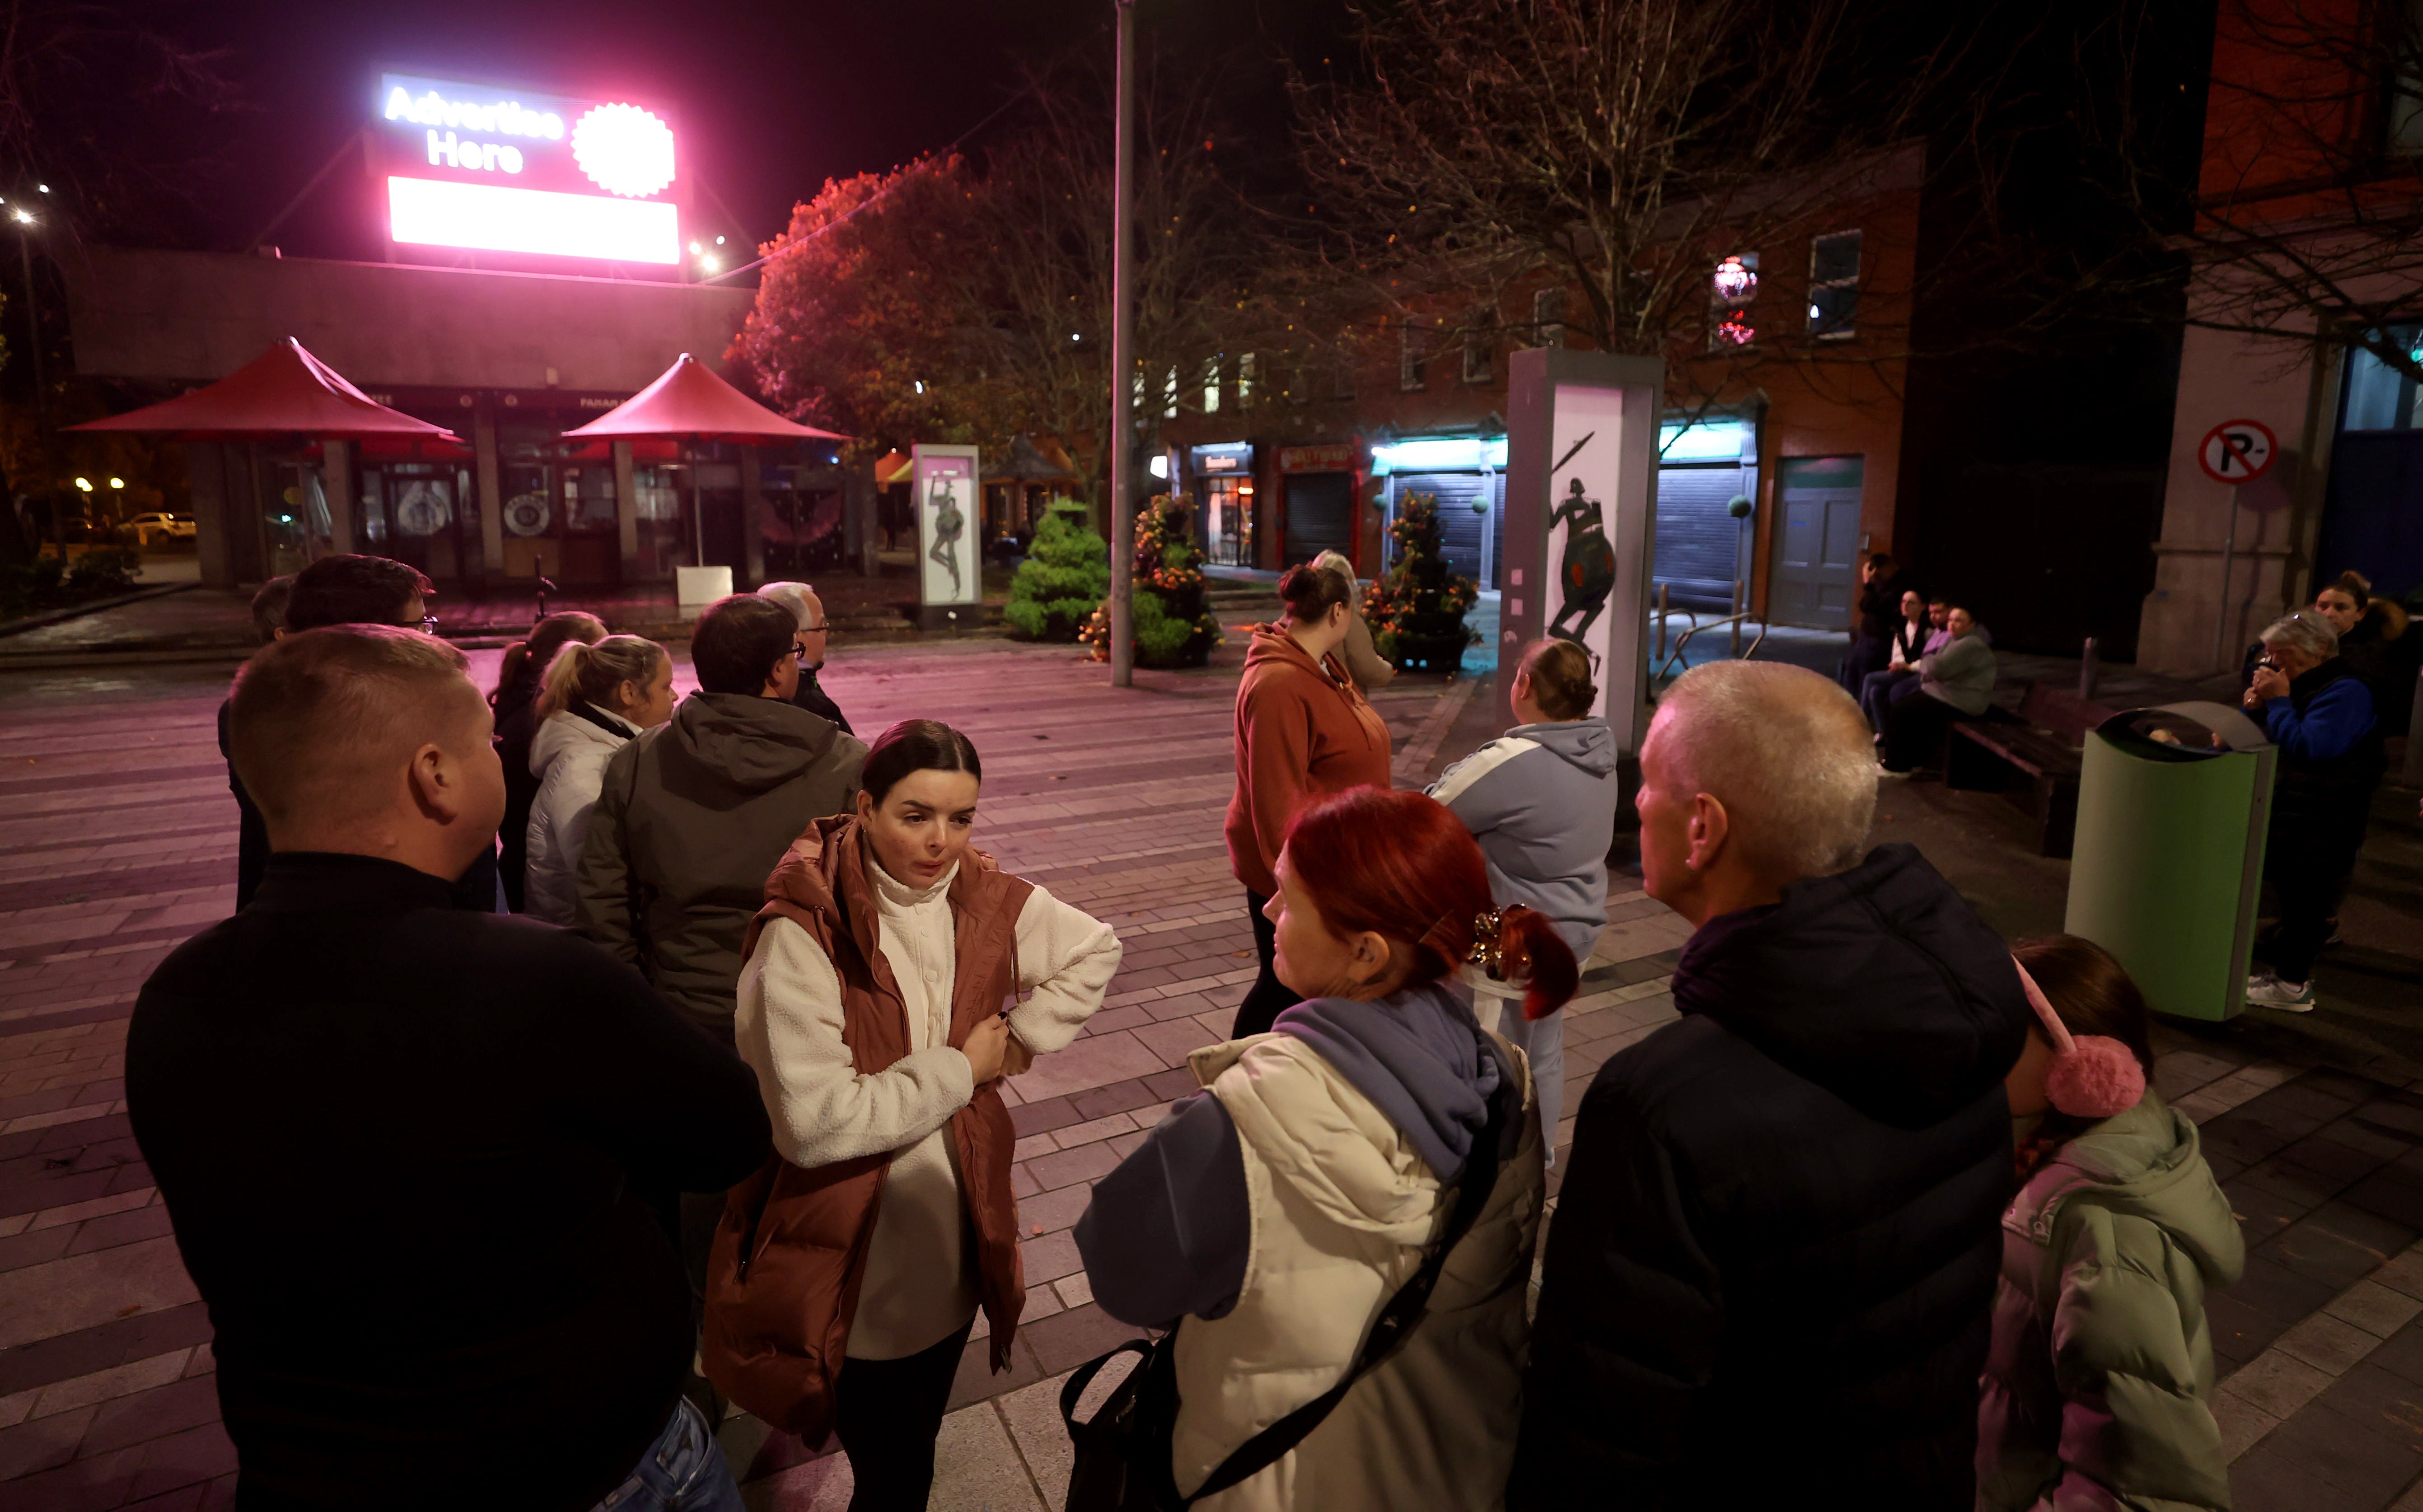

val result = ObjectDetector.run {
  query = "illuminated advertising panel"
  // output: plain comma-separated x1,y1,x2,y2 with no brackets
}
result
375,73,680,265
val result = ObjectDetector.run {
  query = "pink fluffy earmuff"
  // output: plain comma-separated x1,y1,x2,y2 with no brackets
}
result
2015,958,2146,1119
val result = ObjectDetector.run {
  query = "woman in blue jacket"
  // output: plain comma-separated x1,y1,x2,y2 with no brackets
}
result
1427,639,1615,1158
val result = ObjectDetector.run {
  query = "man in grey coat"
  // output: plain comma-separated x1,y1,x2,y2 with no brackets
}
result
575,593,868,1403
1884,606,1997,774
576,593,869,1044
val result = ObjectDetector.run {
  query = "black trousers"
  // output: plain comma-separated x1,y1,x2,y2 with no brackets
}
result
1838,632,1890,696
1231,889,1303,1038
1884,692,1965,773
2265,826,2360,985
835,1319,976,1512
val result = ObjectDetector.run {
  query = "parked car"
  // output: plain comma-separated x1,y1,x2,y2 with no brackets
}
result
122,513,197,546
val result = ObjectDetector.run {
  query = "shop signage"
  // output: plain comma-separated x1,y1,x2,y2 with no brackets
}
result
1279,443,1357,474
912,444,981,616
374,72,681,265
2197,419,2277,485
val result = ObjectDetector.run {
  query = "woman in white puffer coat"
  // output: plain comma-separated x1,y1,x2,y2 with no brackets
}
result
524,635,676,925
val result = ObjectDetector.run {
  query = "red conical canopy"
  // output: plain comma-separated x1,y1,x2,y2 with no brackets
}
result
67,338,463,443
561,353,847,443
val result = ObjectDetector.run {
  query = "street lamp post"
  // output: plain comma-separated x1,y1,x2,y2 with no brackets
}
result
1107,0,1137,687
11,207,44,432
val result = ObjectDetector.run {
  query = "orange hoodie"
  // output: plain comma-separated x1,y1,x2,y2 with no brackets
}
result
1224,625,1395,895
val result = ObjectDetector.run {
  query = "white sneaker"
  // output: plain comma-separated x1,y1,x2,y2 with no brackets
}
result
2245,972,2316,1012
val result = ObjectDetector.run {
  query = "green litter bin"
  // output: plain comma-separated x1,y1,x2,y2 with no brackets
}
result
2064,701,2275,1022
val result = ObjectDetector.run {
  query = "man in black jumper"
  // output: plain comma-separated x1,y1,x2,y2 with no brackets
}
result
1511,661,2032,1511
133,625,769,1511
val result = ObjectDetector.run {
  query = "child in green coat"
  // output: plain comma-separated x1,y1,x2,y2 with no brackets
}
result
1977,935,2245,1512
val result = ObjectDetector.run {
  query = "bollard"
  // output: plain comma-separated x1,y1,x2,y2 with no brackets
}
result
2078,636,2100,702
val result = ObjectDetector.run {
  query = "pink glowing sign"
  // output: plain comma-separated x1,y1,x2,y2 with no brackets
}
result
375,72,681,264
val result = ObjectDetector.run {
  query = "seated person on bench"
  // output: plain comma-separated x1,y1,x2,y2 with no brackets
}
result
1882,606,1997,775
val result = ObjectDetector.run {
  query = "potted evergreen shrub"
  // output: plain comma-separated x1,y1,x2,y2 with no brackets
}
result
1003,496,1110,642
1364,491,1479,673
1081,494,1224,668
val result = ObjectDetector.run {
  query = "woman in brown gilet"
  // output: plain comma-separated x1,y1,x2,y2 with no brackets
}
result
706,720,1123,1511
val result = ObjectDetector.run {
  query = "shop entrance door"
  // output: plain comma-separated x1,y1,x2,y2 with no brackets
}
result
1769,455,1864,629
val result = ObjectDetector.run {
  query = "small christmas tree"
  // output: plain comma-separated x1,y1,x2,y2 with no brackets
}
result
1363,492,1479,672
1081,494,1224,667
1004,497,1110,642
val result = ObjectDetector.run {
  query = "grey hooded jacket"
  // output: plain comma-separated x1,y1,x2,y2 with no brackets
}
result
575,692,868,1042
1427,718,1617,964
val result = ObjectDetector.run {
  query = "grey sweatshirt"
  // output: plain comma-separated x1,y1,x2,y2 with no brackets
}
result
1427,718,1618,964
1920,632,1998,716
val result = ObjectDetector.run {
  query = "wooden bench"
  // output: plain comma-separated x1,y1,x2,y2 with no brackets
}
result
1945,681,2115,859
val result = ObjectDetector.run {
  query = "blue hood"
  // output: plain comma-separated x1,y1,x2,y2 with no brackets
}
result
1274,982,1513,1181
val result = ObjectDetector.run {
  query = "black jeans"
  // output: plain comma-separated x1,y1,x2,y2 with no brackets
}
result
835,1320,976,1512
1231,889,1302,1038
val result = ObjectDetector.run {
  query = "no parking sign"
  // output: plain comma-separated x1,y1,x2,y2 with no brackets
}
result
2198,419,2277,484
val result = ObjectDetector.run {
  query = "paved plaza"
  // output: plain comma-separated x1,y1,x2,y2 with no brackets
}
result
0,633,2419,1509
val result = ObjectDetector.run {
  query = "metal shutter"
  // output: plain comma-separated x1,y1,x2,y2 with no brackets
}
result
1283,473,1355,565
1654,465,1747,611
1393,471,1491,582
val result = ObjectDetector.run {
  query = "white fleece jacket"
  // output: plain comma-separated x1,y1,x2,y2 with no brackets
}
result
734,856,1123,1359
524,707,640,926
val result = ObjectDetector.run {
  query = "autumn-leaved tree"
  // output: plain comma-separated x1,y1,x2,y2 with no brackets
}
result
725,154,1004,459
730,50,1265,497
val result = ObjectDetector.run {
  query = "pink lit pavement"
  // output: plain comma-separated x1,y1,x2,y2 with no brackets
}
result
0,636,2412,1510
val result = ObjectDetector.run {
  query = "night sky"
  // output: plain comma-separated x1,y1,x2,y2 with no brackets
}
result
180,0,1347,262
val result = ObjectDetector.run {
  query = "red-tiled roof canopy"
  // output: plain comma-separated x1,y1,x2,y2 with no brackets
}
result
561,353,847,443
67,338,463,444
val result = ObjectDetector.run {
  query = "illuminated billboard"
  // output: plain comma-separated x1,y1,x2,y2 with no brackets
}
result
376,73,681,265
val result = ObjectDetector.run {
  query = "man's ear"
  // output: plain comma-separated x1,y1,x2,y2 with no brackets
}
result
405,742,464,826
1686,790,1732,872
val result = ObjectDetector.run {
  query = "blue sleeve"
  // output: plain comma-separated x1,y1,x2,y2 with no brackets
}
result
1075,1090,1250,1327
2264,681,2375,761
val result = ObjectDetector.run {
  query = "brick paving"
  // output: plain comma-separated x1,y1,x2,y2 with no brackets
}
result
0,635,2414,1509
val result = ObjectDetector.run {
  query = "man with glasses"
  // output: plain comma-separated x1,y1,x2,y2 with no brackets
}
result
757,580,853,735
220,553,504,912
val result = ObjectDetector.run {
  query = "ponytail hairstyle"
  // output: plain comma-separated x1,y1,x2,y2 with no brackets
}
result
538,635,669,721
493,611,607,708
1516,638,1598,720
1277,562,1352,625
862,719,982,804
1283,787,1579,1021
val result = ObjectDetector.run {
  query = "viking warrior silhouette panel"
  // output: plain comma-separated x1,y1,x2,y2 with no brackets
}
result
1549,474,1614,657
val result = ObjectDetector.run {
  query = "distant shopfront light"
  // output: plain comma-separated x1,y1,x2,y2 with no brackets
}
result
1370,436,1506,474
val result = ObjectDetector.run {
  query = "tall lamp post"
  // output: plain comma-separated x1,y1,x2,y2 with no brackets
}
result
9,203,44,433
1107,0,1137,687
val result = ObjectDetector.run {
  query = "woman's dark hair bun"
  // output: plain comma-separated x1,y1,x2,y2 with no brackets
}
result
1278,563,1352,620
862,719,982,804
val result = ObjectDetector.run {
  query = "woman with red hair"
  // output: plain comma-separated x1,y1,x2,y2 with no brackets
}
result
1076,787,1576,1510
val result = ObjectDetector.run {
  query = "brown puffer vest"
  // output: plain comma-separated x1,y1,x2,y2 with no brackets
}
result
702,815,1030,1438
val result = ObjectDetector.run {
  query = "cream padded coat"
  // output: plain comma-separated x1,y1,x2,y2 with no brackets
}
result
1170,1030,1544,1512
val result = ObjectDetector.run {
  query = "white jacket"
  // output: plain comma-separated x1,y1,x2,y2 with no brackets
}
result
524,707,639,926
1171,1031,1544,1512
